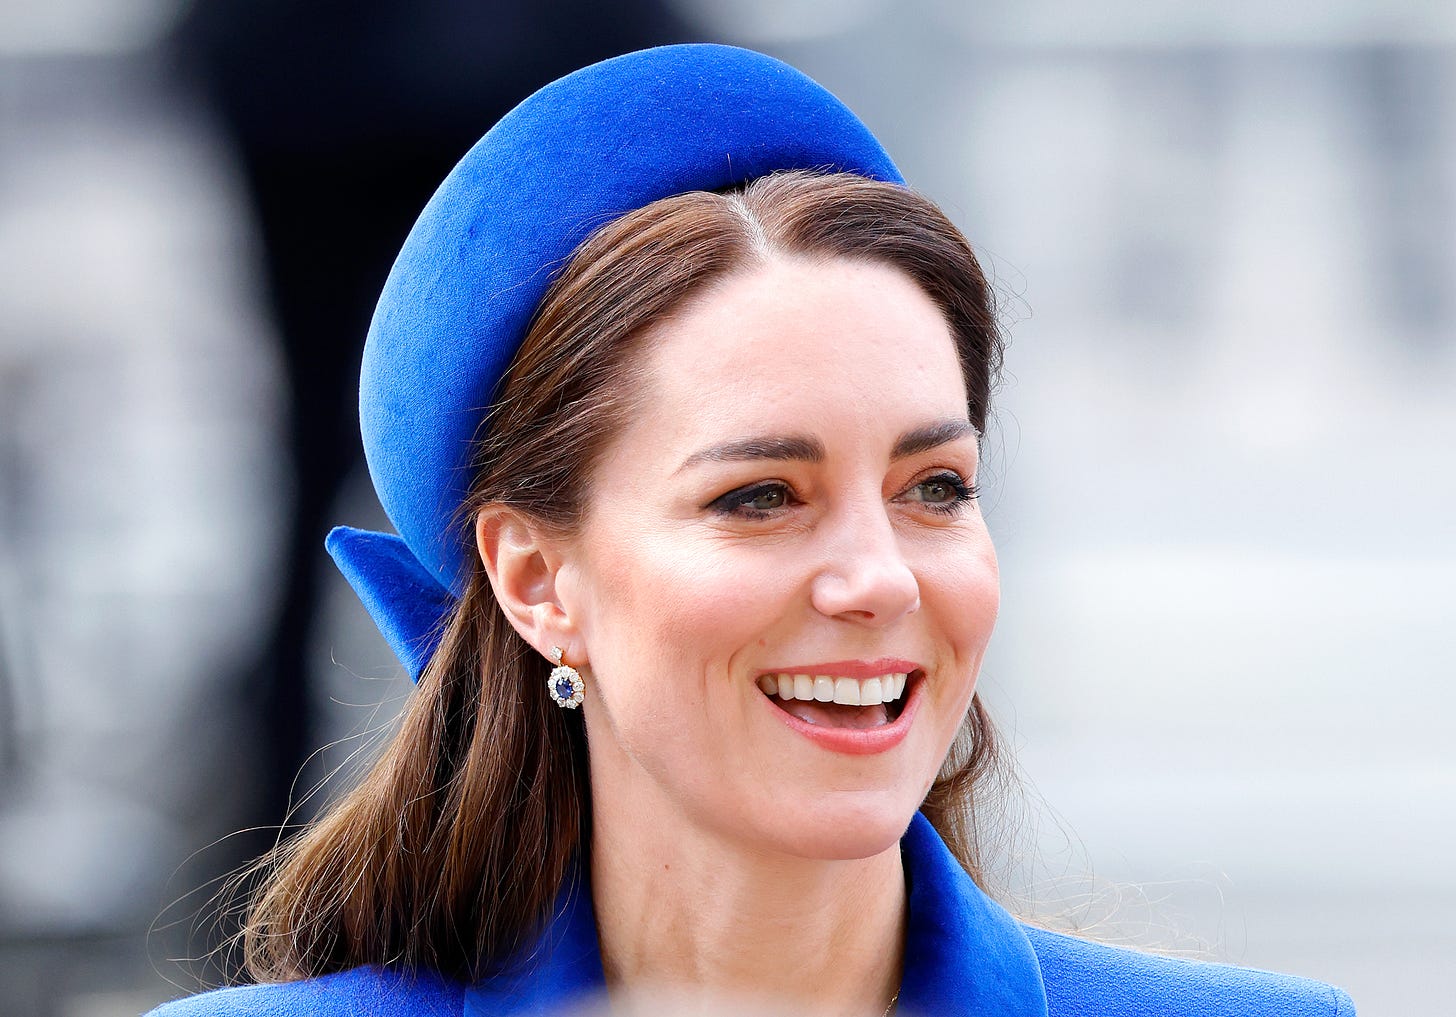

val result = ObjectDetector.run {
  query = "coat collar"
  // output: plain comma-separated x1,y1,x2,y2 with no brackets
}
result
897,814,1047,1016
464,813,1047,1016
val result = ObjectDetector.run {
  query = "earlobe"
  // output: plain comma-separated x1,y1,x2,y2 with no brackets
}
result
475,507,574,654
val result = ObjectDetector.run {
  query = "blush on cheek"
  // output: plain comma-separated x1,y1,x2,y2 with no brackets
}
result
641,542,778,629
576,540,739,680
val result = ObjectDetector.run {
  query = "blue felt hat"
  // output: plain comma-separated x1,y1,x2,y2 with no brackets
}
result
327,43,903,679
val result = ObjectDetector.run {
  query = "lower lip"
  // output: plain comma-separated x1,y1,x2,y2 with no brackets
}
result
759,675,922,756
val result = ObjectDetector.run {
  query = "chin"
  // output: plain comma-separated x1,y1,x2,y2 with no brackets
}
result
757,790,921,862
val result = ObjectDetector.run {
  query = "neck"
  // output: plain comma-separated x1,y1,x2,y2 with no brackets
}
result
590,801,905,1016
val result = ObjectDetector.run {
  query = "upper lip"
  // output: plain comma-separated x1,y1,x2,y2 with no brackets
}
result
757,658,922,679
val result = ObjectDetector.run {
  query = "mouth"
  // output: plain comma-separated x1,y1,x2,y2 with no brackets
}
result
754,667,920,731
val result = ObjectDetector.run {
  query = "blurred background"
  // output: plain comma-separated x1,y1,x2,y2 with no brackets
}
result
0,1,1450,1014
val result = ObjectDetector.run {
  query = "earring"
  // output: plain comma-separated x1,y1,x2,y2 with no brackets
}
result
547,646,585,709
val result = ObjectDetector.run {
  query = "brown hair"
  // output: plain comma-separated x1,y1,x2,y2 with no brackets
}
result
240,171,1007,984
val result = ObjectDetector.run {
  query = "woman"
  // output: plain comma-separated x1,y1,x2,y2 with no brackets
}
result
152,45,1355,1016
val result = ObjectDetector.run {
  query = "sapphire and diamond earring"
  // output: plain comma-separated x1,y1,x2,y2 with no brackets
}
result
547,646,585,709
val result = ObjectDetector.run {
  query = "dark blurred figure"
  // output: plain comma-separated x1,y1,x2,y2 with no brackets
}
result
170,0,687,880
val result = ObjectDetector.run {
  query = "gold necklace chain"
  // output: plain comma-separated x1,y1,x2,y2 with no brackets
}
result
881,989,900,1017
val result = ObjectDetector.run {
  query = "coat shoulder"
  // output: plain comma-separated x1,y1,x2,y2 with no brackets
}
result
145,965,464,1017
1021,924,1356,1017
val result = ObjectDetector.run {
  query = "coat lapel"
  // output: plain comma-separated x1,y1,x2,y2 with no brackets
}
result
898,812,1048,1016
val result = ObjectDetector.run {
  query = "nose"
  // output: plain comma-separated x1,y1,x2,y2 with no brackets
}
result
810,502,920,625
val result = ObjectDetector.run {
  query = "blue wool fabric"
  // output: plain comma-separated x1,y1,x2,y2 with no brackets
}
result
146,813,1355,1016
329,44,902,678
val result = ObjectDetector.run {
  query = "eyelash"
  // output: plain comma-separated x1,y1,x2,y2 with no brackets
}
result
708,481,795,520
907,472,979,515
707,472,978,520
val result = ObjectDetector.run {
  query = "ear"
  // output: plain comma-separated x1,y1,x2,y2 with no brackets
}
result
475,506,578,659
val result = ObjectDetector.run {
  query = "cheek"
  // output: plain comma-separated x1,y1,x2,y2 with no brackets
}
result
920,536,1000,694
563,529,788,810
921,523,999,611
565,527,788,691
952,545,1000,646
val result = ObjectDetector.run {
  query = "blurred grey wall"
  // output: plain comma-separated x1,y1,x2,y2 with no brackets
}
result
0,2,288,1013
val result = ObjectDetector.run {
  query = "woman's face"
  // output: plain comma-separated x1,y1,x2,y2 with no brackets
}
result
555,256,999,861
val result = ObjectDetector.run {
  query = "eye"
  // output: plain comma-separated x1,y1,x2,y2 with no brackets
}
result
900,472,977,514
707,481,796,519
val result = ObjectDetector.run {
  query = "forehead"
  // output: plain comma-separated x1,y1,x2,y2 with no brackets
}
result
633,257,969,435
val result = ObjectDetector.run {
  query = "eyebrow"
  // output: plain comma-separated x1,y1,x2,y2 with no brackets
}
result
676,418,979,474
676,434,825,473
891,419,981,460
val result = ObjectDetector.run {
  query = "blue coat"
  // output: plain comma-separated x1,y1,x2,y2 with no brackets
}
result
148,814,1356,1016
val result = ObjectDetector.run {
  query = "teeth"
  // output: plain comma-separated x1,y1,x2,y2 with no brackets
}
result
763,672,910,704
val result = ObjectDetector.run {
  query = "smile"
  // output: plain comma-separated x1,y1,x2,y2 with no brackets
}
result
755,672,909,707
752,662,923,753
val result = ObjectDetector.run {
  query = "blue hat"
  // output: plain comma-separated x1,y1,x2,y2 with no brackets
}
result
327,43,903,679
